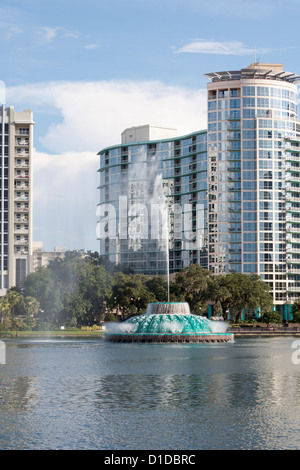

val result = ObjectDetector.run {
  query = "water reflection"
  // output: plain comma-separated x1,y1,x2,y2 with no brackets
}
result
94,374,210,411
0,376,37,412
0,337,300,449
92,370,300,412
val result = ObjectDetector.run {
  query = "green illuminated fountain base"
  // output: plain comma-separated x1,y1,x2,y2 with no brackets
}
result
106,302,234,343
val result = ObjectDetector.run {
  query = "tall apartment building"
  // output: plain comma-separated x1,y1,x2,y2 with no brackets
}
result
97,63,300,316
0,105,34,296
205,63,300,317
98,125,208,275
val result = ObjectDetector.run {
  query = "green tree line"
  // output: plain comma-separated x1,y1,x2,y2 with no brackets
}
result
0,250,285,331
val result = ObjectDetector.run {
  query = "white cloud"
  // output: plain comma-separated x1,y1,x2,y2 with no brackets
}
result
38,27,59,44
37,26,80,44
84,44,100,50
2,24,23,40
33,149,99,251
8,80,207,153
175,40,269,56
8,79,207,251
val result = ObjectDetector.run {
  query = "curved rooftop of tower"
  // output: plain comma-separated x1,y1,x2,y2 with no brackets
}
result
204,62,300,84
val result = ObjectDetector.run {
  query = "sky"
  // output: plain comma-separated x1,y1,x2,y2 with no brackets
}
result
1,0,300,252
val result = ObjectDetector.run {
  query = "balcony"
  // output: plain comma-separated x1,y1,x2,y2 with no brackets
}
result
227,166,241,172
287,233,300,242
15,138,29,146
287,226,300,233
14,196,29,201
15,152,29,158
14,250,28,255
14,205,29,212
15,165,29,171
15,215,28,222
286,216,300,223
285,143,300,150
228,176,241,182
287,196,300,203
15,174,29,179
287,257,300,264
15,126,29,134
286,175,300,183
286,185,300,192
14,227,29,234
14,236,28,243
14,184,29,190
286,246,300,253
286,154,300,162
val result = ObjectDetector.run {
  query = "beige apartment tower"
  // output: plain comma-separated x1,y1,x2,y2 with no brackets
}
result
0,105,34,296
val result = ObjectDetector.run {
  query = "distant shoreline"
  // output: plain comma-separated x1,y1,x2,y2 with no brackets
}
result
228,325,300,336
2,325,300,339
0,330,105,338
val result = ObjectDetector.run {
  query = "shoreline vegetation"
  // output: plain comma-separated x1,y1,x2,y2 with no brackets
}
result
1,251,300,337
0,328,105,338
2,323,300,339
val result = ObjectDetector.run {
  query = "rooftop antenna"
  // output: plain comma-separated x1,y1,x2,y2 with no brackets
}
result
254,44,256,64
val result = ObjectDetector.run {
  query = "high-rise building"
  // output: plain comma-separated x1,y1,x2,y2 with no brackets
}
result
97,124,208,275
0,104,34,296
97,63,300,316
205,62,300,317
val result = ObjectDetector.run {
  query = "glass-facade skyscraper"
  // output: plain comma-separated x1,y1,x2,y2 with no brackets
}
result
98,125,208,276
97,62,300,316
205,62,300,317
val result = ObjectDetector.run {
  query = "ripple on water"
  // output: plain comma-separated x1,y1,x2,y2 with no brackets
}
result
0,337,300,450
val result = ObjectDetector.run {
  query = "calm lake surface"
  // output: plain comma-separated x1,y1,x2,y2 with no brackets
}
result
0,335,300,450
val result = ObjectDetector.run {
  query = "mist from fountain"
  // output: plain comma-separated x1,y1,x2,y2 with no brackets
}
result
125,149,171,301
150,173,170,302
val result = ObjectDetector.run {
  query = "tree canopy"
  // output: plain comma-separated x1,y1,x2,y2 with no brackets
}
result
212,273,273,321
171,264,215,314
0,252,279,329
292,300,300,323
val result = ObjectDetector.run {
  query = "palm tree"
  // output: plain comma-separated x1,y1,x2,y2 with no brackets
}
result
24,296,40,317
0,297,10,324
5,289,24,317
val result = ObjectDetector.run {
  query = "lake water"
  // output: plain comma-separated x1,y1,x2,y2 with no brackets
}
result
0,335,300,450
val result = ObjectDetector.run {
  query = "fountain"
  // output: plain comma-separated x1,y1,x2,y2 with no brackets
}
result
106,302,234,343
106,163,233,343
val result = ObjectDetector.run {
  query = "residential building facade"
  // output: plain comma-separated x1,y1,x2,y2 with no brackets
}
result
32,242,67,271
0,105,34,295
98,125,208,275
205,63,300,317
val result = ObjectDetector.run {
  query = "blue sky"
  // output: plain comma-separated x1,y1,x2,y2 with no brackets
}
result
2,0,300,252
